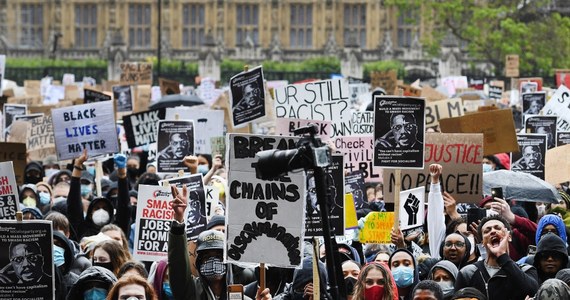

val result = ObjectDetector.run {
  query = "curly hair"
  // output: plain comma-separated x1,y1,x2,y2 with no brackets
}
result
352,262,396,300
106,274,158,300
477,214,511,241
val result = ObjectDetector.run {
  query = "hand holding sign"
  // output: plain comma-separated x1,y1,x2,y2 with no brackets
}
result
404,194,420,226
170,185,187,223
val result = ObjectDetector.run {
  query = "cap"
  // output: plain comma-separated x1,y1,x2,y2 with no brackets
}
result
80,170,94,184
22,207,43,220
21,183,38,194
196,230,224,252
42,155,58,167
206,215,225,230
479,195,496,208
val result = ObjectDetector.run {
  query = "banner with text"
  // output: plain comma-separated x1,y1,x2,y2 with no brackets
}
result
166,108,224,155
122,108,166,149
0,162,19,220
541,85,570,131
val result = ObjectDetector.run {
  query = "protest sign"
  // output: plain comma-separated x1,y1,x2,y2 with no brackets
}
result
43,85,65,105
27,115,56,160
555,70,570,87
396,83,422,97
0,143,26,185
0,162,19,219
84,88,112,103
358,212,395,244
156,120,194,173
344,193,358,230
345,171,366,210
557,131,570,147
511,134,547,179
210,136,225,157
519,77,543,92
541,85,570,131
339,111,374,137
113,85,134,113
6,121,28,144
165,108,224,155
7,96,42,106
421,85,447,102
399,187,425,232
122,108,166,149
120,62,153,85
305,154,344,237
135,85,152,113
3,104,27,139
525,115,557,149
441,76,468,96
522,92,546,116
370,70,397,94
545,145,570,185
133,185,174,261
14,113,43,122
160,174,207,240
230,66,266,127
505,54,519,77
226,134,305,267
335,136,382,182
488,81,504,100
274,118,331,141
373,96,426,169
52,101,119,160
425,98,464,130
0,55,4,95
439,109,518,155
349,83,369,108
159,78,181,96
384,133,484,204
205,185,221,219
0,220,54,299
274,78,351,138
62,74,75,86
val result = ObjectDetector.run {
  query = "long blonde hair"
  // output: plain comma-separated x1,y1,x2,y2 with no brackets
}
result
352,262,396,300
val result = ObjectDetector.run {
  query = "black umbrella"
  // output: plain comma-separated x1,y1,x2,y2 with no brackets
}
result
483,170,562,203
149,94,204,109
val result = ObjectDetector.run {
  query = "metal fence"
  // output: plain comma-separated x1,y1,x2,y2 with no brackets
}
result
5,67,108,85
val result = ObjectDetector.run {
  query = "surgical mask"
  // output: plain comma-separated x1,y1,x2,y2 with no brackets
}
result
483,163,493,173
199,256,226,280
92,209,110,226
438,280,455,296
392,266,414,288
163,282,174,300
93,262,113,272
83,287,107,300
87,166,96,177
81,184,92,197
45,168,59,178
53,244,65,267
197,164,209,175
468,235,476,256
22,196,37,208
537,204,546,219
39,192,51,205
54,196,66,204
364,285,385,300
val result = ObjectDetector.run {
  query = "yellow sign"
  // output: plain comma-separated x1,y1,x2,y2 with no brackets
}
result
344,194,358,230
359,212,394,244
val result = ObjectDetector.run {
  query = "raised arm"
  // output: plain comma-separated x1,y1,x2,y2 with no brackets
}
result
427,163,445,259
114,154,132,237
68,149,87,241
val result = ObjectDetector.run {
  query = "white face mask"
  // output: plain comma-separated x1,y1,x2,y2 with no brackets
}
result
92,209,110,226
537,204,546,219
438,280,455,295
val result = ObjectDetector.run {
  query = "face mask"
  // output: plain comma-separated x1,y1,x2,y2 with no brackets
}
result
438,280,455,296
54,196,66,204
81,184,92,197
392,266,414,288
163,282,174,300
87,166,96,177
127,167,138,178
53,244,65,267
22,196,37,208
468,235,476,256
197,164,209,175
93,262,113,272
45,168,59,178
92,209,110,226
25,175,41,184
537,204,546,219
83,287,108,300
364,285,385,300
39,192,51,205
482,163,493,173
199,256,226,280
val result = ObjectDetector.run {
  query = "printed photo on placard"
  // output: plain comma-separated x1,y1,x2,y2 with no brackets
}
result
520,81,538,94
525,115,557,149
84,89,112,103
229,66,265,127
3,104,27,139
511,134,547,179
557,131,570,147
113,85,134,112
344,171,366,210
522,92,546,115
156,120,194,173
373,96,426,169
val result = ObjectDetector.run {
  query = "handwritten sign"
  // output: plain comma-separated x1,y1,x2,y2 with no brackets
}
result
359,212,395,244
0,162,19,219
120,62,152,85
0,143,26,185
335,136,382,182
425,98,464,129
122,108,166,149
541,85,570,131
274,118,331,141
27,115,56,160
505,54,519,77
370,70,397,94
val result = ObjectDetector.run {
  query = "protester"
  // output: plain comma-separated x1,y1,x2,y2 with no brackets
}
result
91,240,131,277
36,181,53,214
53,231,79,298
19,183,39,208
531,278,570,300
24,161,44,184
66,266,117,300
343,260,362,279
274,256,328,299
389,248,419,300
428,260,458,300
117,261,148,279
412,280,444,300
148,259,172,300
106,274,158,300
531,233,569,284
352,262,397,300
49,169,72,187
450,287,487,300
439,233,471,270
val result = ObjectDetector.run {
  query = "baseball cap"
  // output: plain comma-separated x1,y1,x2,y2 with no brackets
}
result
196,230,224,252
206,215,225,230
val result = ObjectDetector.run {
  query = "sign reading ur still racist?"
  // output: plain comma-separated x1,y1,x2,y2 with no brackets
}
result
0,162,19,220
384,133,484,204
226,134,305,267
122,108,166,149
51,101,119,160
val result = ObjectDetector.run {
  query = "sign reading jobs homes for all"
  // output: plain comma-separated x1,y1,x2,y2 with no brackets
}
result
226,134,305,267
52,101,119,160
0,162,19,220
122,108,166,149
384,133,484,204
274,79,351,138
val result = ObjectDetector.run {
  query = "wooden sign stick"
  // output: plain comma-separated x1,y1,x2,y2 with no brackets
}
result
259,262,266,293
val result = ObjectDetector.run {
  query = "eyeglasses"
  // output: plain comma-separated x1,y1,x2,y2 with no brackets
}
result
524,152,540,158
444,241,465,249
391,123,416,132
11,254,42,264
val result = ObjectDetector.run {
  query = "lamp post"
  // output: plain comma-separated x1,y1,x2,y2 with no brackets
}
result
157,0,162,79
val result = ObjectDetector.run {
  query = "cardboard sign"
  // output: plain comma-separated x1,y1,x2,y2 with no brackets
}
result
159,78,181,96
488,82,504,100
399,187,425,231
546,145,570,185
27,115,56,161
439,109,518,155
165,108,224,155
122,108,166,149
335,136,382,182
52,101,119,160
7,96,42,106
230,66,266,127
274,78,351,138
205,185,221,219
133,185,174,261
441,76,468,96
373,96,426,169
84,89,112,103
0,55,4,95
525,115,557,149
541,85,570,131
396,83,422,97
505,54,520,77
340,111,374,137
0,143,26,185
3,104,27,139
156,120,194,173
348,83,370,108
113,85,134,113
425,98,464,130
274,118,331,141
6,121,28,144
358,212,395,244
511,134,547,180
518,77,543,92
383,133,484,204
0,220,54,299
120,62,153,85
370,70,397,94
226,134,305,267
62,74,75,86
43,85,65,105
210,136,225,157
0,162,19,219
135,85,152,113
522,92,546,115
557,131,570,147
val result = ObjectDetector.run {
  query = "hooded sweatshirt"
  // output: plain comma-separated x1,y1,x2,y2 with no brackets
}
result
389,248,419,300
65,266,117,300
532,233,569,284
53,231,79,298
535,214,568,245
439,233,472,270
274,257,328,300
429,260,459,299
533,278,570,300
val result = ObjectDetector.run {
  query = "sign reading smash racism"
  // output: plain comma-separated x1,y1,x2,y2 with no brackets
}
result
51,101,119,160
122,108,166,149
0,162,19,220
384,133,484,204
134,185,176,261
226,134,305,267
274,79,351,138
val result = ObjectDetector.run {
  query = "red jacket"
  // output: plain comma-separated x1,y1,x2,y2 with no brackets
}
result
508,215,537,261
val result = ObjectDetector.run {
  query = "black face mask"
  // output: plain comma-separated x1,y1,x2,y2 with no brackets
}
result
130,205,137,222
25,175,41,184
93,262,113,272
127,168,138,178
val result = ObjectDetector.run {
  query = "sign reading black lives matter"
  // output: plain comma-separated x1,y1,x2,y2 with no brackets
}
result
374,96,426,169
52,101,119,160
525,115,557,149
160,174,207,241
226,134,305,267
557,131,570,147
0,162,19,220
134,185,178,261
511,134,547,180
229,66,266,127
122,108,166,149
0,220,54,299
156,120,194,173
305,154,345,237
